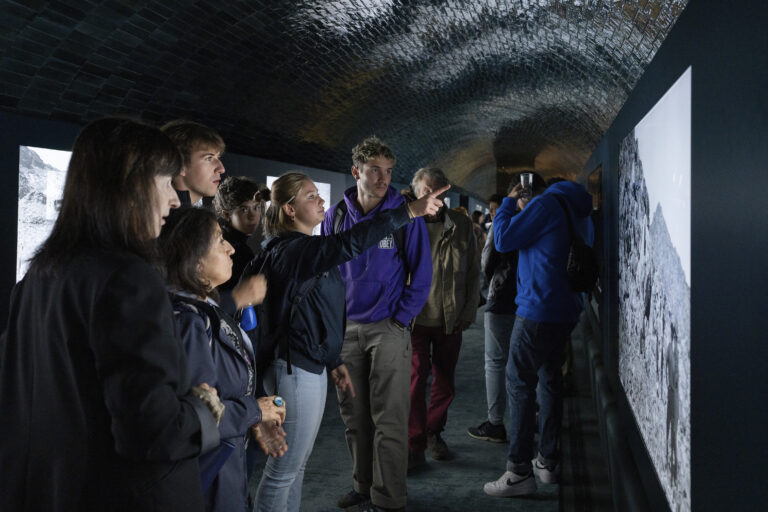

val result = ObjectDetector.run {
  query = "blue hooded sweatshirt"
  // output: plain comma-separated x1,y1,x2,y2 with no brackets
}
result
493,181,594,324
321,185,432,326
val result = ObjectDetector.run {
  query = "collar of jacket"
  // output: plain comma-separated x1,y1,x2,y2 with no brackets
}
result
262,230,306,251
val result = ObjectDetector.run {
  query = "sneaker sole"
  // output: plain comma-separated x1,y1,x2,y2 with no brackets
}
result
467,430,507,443
483,476,537,497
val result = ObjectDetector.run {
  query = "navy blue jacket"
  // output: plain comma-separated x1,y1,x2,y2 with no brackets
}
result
172,294,261,512
494,181,594,324
249,204,411,374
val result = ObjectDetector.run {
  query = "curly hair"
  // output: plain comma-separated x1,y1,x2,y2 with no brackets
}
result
351,135,396,167
212,176,269,219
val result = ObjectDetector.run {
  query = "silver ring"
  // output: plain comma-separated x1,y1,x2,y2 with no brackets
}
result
273,396,284,407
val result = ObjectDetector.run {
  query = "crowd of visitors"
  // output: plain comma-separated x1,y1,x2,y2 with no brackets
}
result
0,118,593,512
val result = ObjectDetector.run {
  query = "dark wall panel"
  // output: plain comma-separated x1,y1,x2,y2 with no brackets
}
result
583,0,768,508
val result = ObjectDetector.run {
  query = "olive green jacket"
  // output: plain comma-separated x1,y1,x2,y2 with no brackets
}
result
416,208,482,334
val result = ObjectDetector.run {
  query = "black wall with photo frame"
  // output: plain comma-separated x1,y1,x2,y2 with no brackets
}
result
581,0,768,509
0,111,82,328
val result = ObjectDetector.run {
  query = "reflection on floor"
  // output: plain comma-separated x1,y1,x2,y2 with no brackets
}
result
249,309,611,511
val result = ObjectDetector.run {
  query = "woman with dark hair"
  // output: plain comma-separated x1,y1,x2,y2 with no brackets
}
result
158,206,286,512
0,118,223,511
212,176,270,291
251,172,448,512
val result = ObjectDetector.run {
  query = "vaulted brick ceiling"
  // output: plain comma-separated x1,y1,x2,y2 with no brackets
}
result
1,0,687,198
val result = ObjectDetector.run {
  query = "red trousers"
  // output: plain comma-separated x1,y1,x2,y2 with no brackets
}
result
408,324,463,451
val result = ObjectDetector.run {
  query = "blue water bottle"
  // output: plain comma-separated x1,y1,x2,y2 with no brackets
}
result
240,305,258,330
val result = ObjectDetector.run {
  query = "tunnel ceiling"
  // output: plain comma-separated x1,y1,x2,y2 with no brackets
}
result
1,0,687,199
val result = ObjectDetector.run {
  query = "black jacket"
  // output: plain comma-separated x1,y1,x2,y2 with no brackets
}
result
483,226,519,314
244,204,411,374
0,250,219,511
219,225,255,292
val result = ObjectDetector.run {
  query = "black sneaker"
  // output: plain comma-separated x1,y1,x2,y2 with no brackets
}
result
467,421,507,443
427,433,452,460
337,489,369,509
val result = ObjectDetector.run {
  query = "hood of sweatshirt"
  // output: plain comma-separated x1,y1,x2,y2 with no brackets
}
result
541,180,593,218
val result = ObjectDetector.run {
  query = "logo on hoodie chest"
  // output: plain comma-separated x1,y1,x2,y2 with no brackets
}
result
378,235,395,250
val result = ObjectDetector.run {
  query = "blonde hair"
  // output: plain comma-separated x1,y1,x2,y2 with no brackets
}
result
263,172,310,237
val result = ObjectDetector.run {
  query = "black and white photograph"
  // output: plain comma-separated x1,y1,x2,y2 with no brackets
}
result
17,146,71,281
618,67,691,512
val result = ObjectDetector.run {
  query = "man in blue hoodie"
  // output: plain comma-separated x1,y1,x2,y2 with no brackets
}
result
483,177,593,498
321,136,432,512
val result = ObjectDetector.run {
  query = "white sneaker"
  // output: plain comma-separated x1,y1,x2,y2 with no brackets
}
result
533,458,559,484
483,470,537,497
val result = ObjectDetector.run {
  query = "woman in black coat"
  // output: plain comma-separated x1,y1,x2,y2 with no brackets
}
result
251,172,448,512
158,206,287,512
0,118,224,511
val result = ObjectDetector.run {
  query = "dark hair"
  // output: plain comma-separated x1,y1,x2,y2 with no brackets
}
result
158,206,220,300
488,194,504,204
161,119,225,166
351,136,396,167
30,117,181,273
509,171,547,195
212,176,268,220
471,211,483,223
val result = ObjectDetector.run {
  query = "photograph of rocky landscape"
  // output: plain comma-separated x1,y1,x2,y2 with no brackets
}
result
17,146,70,281
618,68,691,512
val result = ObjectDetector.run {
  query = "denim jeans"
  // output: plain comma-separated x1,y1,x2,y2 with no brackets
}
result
506,316,575,472
255,359,327,512
484,312,516,425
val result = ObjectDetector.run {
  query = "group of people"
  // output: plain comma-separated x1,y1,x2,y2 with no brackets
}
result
0,115,593,512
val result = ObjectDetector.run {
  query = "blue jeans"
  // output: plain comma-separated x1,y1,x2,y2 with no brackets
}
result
506,316,575,472
255,360,327,512
484,312,516,425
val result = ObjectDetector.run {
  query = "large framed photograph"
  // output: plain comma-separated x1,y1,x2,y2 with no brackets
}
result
618,67,691,512
17,146,71,281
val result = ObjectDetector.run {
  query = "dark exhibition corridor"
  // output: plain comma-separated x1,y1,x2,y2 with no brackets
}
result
0,1,766,511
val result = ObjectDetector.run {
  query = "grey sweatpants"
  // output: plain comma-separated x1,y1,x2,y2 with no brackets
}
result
337,318,412,509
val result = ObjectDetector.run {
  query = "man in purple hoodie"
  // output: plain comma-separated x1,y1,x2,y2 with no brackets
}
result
322,136,432,512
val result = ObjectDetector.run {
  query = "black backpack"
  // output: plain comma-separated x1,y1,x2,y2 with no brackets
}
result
332,200,410,282
553,195,599,293
245,247,323,375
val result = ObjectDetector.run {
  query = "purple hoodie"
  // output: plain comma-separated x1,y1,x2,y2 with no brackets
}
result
321,185,432,326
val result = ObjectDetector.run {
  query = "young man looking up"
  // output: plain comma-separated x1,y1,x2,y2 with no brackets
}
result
161,120,226,206
407,167,481,470
322,136,433,512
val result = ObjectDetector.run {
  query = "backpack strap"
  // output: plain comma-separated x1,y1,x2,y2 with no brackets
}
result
553,194,581,243
172,293,221,341
332,200,348,234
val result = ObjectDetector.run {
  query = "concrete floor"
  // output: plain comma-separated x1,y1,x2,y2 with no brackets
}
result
249,310,609,511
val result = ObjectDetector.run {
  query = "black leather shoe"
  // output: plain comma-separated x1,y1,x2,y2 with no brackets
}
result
337,489,369,509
